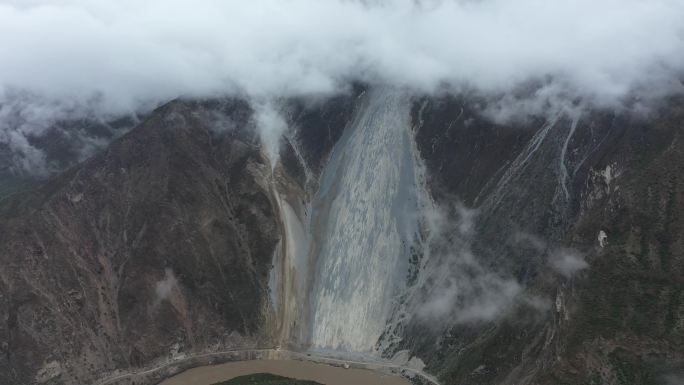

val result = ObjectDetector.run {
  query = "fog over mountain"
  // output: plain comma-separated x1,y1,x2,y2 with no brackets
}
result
2,0,684,115
2,0,684,175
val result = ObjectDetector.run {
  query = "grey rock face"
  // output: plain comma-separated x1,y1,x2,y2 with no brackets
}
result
405,95,684,385
1,90,683,385
0,99,279,385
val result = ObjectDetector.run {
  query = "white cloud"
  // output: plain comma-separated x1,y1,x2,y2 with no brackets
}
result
1,0,683,174
0,0,682,110
513,232,589,277
411,203,525,325
254,100,288,168
549,248,589,277
154,268,178,304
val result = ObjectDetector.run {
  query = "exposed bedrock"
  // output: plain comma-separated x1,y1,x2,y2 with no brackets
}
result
0,90,683,385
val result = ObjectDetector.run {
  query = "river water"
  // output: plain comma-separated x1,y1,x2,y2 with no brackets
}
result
157,360,410,385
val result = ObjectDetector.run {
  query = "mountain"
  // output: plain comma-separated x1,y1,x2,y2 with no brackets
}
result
0,89,682,385
0,99,281,384
406,95,684,384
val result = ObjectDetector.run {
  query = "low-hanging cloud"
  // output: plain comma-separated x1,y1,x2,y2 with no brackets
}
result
410,204,528,326
1,0,683,109
154,268,179,306
549,248,588,277
0,92,137,175
254,100,288,169
1,0,684,174
514,231,589,278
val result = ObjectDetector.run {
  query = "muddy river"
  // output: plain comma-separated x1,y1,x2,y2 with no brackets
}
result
158,359,411,385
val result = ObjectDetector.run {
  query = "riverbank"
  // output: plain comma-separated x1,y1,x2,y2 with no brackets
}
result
94,348,439,385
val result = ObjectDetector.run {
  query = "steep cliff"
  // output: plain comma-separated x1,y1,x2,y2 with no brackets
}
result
0,99,280,385
0,90,682,385
405,95,684,384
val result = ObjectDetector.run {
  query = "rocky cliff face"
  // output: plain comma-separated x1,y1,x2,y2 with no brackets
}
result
404,95,684,384
0,99,280,385
0,90,682,385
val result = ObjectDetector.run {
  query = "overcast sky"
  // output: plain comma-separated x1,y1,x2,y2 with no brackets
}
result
0,0,683,113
